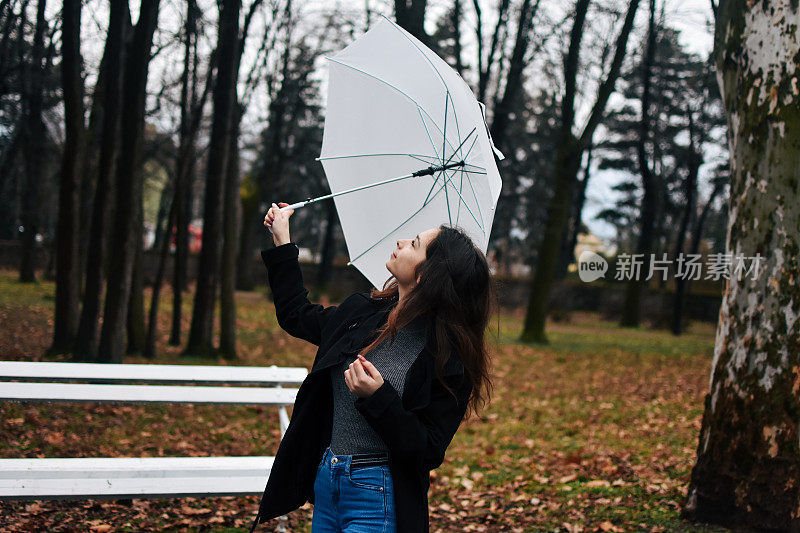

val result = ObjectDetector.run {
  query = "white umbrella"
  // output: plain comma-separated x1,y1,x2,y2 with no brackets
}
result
281,15,504,290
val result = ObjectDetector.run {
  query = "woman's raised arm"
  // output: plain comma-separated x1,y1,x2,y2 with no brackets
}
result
262,243,338,346
262,202,338,346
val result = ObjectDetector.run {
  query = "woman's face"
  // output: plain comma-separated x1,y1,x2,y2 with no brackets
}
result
386,228,440,287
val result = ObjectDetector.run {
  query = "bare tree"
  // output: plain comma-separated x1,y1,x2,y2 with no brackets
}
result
97,0,160,363
520,0,641,343
171,2,208,347
73,0,128,362
185,0,242,358
619,0,657,327
19,0,47,283
144,0,206,357
474,0,511,103
50,0,83,353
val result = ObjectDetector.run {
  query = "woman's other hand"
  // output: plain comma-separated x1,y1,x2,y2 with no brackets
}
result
344,354,384,398
264,202,294,246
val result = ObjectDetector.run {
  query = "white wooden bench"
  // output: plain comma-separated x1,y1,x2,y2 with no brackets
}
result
0,361,306,502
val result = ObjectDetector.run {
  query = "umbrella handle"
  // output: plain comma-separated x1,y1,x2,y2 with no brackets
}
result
279,201,306,211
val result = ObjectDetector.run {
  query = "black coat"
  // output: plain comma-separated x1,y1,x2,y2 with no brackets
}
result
251,242,473,532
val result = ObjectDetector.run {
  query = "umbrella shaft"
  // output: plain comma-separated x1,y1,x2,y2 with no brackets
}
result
277,161,464,212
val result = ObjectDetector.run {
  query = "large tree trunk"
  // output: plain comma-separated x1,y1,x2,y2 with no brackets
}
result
51,0,83,353
619,0,658,328
78,38,111,287
73,0,127,362
682,0,800,528
185,0,241,358
19,0,47,283
219,103,242,359
97,0,160,363
520,0,640,343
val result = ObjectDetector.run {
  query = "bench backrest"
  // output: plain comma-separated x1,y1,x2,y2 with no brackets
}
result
0,361,307,437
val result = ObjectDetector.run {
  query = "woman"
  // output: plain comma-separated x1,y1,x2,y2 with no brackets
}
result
250,202,495,532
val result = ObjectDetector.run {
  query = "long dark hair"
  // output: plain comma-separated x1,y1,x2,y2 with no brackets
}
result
361,224,496,419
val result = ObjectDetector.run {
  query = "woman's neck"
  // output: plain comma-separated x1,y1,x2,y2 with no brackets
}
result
397,282,414,303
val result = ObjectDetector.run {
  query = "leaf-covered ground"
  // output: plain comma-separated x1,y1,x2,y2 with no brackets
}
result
0,270,729,532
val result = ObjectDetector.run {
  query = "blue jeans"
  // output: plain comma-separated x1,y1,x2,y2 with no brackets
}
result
312,446,398,533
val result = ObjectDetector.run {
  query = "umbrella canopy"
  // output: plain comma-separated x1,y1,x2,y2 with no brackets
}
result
318,16,503,290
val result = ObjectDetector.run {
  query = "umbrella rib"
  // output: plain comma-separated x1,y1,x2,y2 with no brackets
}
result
421,174,440,206
456,167,465,226
325,57,467,164
460,166,487,232
453,134,487,231
442,92,448,166
439,169,484,235
417,108,442,162
449,91,464,160
346,181,448,266
317,152,441,161
443,91,467,166
444,178,452,225
437,131,485,232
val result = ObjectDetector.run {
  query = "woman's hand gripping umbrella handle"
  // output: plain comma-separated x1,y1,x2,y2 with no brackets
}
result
264,202,294,247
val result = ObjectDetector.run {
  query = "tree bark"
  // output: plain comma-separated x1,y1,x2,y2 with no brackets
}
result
219,103,242,359
682,0,800,527
521,0,641,343
19,0,47,283
185,0,241,358
97,0,160,363
619,0,658,328
51,0,83,353
73,0,127,362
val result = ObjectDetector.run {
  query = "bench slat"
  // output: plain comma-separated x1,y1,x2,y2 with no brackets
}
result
0,361,307,385
0,382,299,405
0,457,273,500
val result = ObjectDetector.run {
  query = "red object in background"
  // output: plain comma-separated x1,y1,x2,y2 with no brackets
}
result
169,222,203,254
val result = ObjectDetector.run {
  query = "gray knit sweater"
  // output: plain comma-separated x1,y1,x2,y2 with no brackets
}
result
329,317,428,455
